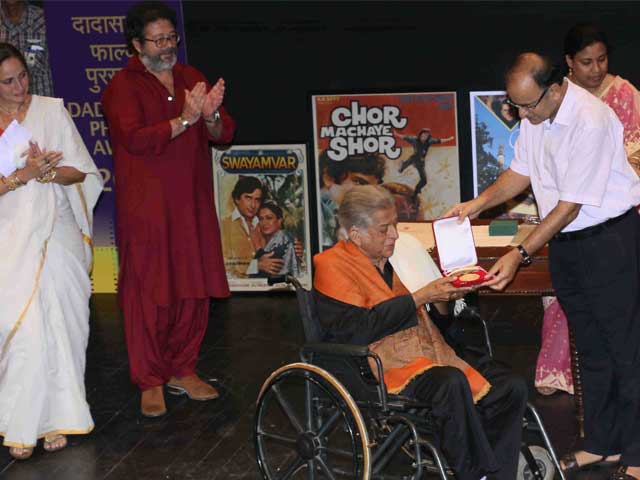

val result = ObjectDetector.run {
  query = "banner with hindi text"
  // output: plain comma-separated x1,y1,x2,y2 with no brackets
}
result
43,1,187,292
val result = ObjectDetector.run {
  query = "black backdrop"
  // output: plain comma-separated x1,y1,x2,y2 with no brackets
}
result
181,0,640,248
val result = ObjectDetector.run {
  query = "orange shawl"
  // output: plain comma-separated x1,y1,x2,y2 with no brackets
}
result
314,240,491,402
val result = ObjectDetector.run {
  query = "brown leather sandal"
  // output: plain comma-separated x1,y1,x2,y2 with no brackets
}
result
141,386,167,417
166,375,219,401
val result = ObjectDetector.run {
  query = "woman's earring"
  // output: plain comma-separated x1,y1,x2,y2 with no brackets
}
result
568,67,573,77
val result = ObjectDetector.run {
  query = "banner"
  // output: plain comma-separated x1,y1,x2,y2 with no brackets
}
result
312,92,460,250
470,91,538,218
43,1,187,292
212,145,312,291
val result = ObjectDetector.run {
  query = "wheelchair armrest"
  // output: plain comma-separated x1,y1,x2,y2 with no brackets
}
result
301,342,370,358
301,343,391,412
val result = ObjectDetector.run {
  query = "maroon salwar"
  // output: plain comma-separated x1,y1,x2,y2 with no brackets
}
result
121,272,210,390
102,56,233,390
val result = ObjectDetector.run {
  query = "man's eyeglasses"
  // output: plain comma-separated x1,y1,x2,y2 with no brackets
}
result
143,33,180,48
504,86,549,111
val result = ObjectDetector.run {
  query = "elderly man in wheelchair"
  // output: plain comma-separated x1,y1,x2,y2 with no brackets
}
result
255,185,559,480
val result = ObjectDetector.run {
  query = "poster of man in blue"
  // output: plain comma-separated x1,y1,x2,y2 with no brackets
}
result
43,1,187,292
212,144,312,291
470,91,538,218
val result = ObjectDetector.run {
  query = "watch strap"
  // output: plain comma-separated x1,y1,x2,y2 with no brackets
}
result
516,245,532,266
205,110,221,123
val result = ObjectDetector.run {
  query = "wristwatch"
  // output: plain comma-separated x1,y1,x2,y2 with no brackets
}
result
178,116,190,128
516,245,532,266
205,110,221,123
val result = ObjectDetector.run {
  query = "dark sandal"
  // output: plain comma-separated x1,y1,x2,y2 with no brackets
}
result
610,466,638,480
560,452,617,472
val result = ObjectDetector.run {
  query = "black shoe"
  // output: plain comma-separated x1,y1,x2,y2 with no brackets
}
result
560,452,618,473
609,466,638,480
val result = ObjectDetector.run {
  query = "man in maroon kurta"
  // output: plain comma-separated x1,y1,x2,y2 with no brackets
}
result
102,2,234,417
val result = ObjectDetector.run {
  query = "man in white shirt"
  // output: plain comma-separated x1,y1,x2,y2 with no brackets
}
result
447,52,640,479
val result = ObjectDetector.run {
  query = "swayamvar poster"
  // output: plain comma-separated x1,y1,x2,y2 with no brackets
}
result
312,92,460,250
212,145,312,291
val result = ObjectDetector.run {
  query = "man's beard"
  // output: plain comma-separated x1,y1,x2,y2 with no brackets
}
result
140,47,177,72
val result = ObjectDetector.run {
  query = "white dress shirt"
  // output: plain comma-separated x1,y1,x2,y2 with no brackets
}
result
510,79,640,232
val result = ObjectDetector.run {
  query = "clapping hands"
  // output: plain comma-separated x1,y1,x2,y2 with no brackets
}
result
202,78,225,119
181,82,206,125
181,78,226,125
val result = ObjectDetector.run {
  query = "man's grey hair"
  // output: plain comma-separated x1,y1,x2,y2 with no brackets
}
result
338,185,395,231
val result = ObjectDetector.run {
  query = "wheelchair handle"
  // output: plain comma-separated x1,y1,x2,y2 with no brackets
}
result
267,275,303,291
267,275,288,286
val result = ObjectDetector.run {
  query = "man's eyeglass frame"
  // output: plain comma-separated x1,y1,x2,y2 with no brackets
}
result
142,33,181,48
504,86,549,111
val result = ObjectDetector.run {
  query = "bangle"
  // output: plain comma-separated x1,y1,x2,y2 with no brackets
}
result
3,171,26,191
204,110,221,123
36,169,57,184
178,116,190,128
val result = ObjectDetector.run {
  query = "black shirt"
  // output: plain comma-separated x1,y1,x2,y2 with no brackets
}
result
314,261,418,345
407,135,441,160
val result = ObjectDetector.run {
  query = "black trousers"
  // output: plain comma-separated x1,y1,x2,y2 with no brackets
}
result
401,353,527,480
549,209,640,466
399,155,428,197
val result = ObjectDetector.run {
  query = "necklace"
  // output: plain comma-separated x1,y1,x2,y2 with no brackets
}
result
0,100,25,116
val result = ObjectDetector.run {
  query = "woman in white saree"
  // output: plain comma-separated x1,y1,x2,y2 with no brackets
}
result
0,43,102,459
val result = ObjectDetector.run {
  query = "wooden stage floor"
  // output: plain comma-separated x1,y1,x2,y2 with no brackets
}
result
0,293,617,479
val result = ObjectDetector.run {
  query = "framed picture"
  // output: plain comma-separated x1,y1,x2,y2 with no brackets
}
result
212,144,312,291
470,91,538,218
311,91,460,250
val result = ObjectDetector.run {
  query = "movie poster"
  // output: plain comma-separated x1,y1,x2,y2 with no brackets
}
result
312,92,460,250
212,145,312,291
470,91,538,218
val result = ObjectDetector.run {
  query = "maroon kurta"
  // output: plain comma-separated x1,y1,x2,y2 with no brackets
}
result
102,56,232,307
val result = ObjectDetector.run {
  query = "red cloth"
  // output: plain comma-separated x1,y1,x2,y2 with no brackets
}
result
121,269,210,389
102,56,233,307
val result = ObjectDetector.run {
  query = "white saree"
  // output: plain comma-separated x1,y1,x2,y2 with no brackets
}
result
0,96,103,448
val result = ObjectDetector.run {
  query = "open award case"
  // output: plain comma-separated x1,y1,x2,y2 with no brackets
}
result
432,216,489,287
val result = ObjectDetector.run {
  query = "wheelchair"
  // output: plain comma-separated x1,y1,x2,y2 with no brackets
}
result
254,275,565,480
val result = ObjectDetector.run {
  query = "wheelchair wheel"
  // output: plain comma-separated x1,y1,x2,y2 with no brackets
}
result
255,362,371,479
518,445,555,480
